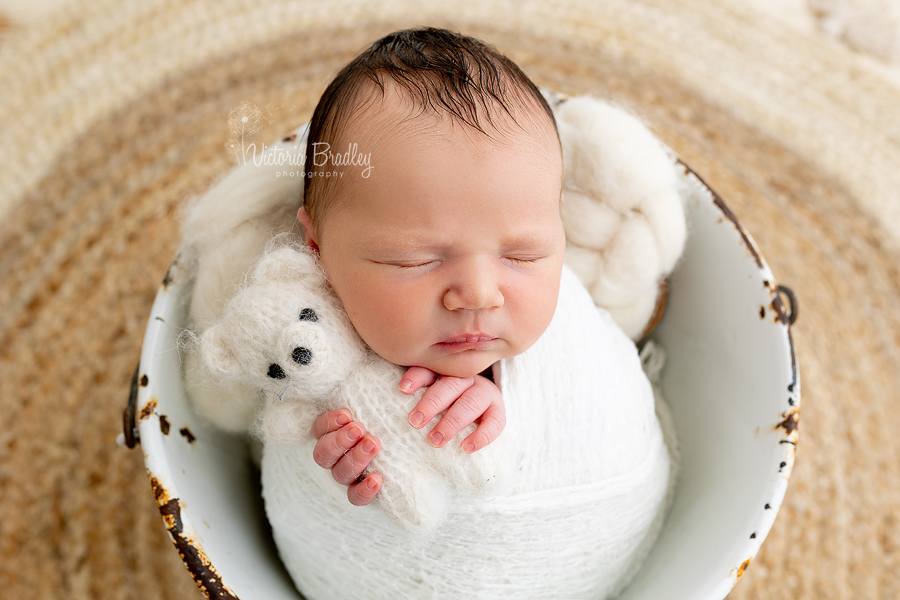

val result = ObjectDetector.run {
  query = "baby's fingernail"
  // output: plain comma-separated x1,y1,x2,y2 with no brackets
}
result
463,443,475,454
362,438,376,453
346,425,362,442
366,477,378,490
399,378,413,394
429,431,444,447
409,411,425,428
335,413,350,426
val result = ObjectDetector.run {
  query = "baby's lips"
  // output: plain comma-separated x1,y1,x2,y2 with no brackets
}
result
433,336,499,353
438,333,496,344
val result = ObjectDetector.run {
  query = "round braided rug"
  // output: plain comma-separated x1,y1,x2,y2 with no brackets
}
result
2,1,899,598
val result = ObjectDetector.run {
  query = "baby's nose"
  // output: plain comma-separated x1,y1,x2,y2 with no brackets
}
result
442,259,504,311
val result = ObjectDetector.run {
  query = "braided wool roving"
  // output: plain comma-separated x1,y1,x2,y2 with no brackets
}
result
556,96,687,339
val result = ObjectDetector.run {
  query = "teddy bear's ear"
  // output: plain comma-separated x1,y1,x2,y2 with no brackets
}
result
251,246,322,284
199,323,243,377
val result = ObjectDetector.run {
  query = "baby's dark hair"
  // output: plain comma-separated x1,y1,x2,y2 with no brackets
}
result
302,27,559,230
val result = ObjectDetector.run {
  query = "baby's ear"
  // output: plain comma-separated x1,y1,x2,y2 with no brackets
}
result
200,324,243,377
252,246,322,284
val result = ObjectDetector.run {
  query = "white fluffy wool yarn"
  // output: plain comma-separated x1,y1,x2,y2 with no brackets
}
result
199,246,506,532
181,131,307,332
262,265,675,600
180,129,307,432
554,96,687,339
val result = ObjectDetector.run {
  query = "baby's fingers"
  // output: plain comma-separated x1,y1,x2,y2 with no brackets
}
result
312,422,364,469
348,474,382,506
408,375,475,430
460,400,506,454
331,434,381,485
399,366,438,395
424,384,491,449
312,409,352,439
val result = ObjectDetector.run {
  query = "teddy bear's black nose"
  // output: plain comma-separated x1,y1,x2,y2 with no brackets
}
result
292,347,312,365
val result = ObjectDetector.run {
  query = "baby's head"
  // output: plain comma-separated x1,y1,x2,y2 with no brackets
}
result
297,27,565,378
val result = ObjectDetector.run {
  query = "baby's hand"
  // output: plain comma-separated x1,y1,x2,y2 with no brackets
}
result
311,409,382,506
400,366,506,454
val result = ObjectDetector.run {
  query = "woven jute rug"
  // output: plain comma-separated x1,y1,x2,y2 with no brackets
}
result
2,1,899,598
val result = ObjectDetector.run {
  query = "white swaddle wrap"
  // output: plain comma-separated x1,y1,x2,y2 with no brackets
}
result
261,265,675,600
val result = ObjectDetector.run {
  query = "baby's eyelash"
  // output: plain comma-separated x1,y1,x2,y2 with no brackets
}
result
504,256,543,264
372,259,435,269
390,260,438,269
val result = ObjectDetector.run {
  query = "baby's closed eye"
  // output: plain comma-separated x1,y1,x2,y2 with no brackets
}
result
502,254,549,266
396,260,440,270
373,259,441,270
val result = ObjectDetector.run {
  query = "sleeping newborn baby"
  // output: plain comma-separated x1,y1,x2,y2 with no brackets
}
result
184,27,685,600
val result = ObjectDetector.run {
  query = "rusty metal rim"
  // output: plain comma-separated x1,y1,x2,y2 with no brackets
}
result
775,285,798,325
678,160,801,590
122,362,140,449
129,255,244,600
150,474,242,600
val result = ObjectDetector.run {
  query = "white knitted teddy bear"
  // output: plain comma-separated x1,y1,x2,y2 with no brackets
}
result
197,244,506,532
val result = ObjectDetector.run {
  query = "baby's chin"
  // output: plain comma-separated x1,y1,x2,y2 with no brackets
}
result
413,349,504,379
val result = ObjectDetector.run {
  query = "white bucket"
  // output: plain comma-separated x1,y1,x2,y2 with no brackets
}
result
127,163,799,600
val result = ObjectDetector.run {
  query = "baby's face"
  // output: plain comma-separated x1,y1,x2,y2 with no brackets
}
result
301,91,564,377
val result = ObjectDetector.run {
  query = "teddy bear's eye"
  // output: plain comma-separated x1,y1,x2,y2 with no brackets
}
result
267,364,286,379
292,347,312,365
299,308,318,322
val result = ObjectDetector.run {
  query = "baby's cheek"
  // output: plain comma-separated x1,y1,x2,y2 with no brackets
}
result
348,291,428,363
509,273,562,353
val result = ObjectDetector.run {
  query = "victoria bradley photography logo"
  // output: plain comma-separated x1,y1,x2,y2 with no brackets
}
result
225,101,372,179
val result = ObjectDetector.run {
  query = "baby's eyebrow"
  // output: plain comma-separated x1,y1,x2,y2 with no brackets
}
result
360,227,561,255
501,231,561,251
363,235,439,254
